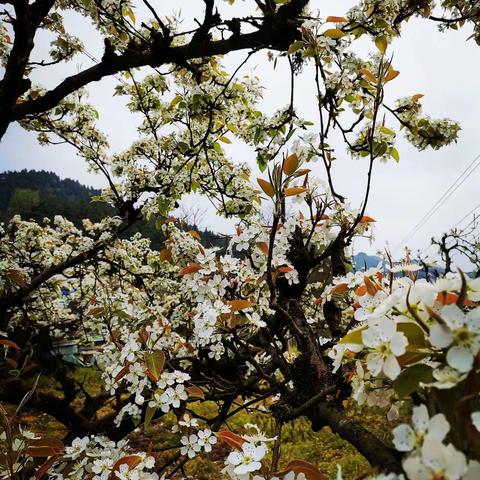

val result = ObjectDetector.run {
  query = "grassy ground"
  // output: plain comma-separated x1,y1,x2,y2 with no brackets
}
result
4,367,396,479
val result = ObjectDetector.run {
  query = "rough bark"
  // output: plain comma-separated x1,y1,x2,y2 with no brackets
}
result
308,402,403,473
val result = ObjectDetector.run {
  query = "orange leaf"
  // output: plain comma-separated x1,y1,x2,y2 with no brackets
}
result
138,327,149,345
412,93,424,101
385,69,400,82
227,299,256,311
159,248,172,262
257,178,275,198
364,276,378,296
331,283,349,294
0,339,20,350
359,215,375,223
283,153,299,176
279,459,328,480
27,438,64,457
355,285,367,296
436,292,475,306
4,268,27,287
189,230,201,241
6,358,17,369
35,454,61,479
278,266,294,273
284,187,307,197
114,364,131,383
257,242,269,256
215,431,245,450
360,68,377,83
87,306,105,318
186,385,205,399
179,263,201,275
326,16,348,22
294,168,311,177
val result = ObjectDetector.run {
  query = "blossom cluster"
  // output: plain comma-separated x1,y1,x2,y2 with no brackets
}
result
51,435,158,480
327,267,480,478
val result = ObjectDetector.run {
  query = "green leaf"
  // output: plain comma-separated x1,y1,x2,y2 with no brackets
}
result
177,141,189,153
218,136,232,144
114,309,131,320
156,197,170,217
170,95,183,107
287,41,304,55
393,364,433,398
374,36,388,54
324,29,345,39
389,147,400,162
145,350,165,382
257,155,267,173
397,322,427,348
379,126,395,136
145,405,156,428
372,142,388,157
339,326,366,344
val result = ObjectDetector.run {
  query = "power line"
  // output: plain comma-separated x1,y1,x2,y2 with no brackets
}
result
393,152,480,252
396,152,480,249
453,201,480,229
418,202,480,258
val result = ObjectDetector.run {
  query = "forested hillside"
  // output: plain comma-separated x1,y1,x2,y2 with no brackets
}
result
0,170,225,250
0,170,112,224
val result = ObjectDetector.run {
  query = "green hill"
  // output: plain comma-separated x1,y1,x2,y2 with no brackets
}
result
0,170,226,251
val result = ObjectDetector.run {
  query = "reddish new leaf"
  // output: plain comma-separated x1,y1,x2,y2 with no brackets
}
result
283,153,299,176
331,283,349,294
278,459,328,480
326,16,348,22
27,438,64,457
0,339,20,350
108,455,143,479
227,299,256,312
257,178,275,198
179,263,201,275
186,385,205,399
215,431,245,450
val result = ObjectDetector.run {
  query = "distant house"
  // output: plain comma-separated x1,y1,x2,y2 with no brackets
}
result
52,337,104,366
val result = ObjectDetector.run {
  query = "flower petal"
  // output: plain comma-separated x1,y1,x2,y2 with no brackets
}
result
392,424,416,452
383,354,401,380
447,346,474,373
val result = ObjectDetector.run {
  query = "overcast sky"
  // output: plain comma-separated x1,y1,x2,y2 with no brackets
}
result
1,0,480,267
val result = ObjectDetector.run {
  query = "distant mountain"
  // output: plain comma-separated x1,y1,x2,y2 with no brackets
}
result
0,170,225,251
353,252,383,271
0,170,113,225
